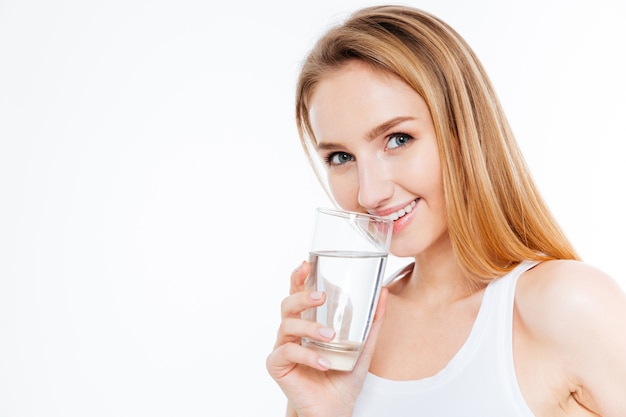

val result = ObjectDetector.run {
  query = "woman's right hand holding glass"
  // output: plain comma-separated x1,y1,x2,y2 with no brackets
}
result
266,261,387,417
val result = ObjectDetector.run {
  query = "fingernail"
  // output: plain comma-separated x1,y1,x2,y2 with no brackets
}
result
295,262,304,272
310,291,323,300
317,357,331,370
317,327,335,339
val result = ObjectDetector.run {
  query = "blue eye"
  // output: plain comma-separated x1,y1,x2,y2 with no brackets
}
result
325,152,354,166
387,133,413,149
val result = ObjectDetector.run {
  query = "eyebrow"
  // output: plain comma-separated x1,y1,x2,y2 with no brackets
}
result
316,116,416,151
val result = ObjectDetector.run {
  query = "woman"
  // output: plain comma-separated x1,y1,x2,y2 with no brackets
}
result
266,5,626,416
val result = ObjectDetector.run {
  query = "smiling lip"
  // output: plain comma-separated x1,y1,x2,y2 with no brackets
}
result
374,199,419,222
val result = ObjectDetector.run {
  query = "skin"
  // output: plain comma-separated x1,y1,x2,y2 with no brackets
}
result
266,61,626,417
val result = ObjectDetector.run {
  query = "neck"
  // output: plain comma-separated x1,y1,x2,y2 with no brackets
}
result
401,239,484,305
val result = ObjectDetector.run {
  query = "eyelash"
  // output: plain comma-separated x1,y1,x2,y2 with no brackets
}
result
387,132,413,149
323,132,414,167
323,152,352,166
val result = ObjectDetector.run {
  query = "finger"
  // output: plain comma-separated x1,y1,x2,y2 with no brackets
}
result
372,287,388,324
281,288,326,319
352,287,388,377
275,316,336,349
266,342,331,380
290,261,310,295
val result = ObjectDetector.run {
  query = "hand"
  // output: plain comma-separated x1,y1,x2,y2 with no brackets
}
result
266,261,388,417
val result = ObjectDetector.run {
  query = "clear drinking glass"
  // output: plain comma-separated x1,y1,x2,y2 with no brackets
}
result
301,207,393,371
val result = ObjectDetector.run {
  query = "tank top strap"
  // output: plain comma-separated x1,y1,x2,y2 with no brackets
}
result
485,260,541,416
489,260,541,307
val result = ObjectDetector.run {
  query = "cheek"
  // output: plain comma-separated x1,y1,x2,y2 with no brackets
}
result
328,175,359,211
410,147,444,200
428,164,445,205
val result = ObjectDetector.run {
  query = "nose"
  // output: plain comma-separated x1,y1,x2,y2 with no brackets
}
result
357,157,393,211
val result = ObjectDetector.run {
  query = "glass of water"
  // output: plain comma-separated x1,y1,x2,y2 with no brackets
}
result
302,207,393,371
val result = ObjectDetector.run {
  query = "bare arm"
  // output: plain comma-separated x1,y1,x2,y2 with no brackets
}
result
520,261,626,416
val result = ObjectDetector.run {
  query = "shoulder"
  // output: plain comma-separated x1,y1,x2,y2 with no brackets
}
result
516,260,624,323
515,260,626,414
515,260,625,340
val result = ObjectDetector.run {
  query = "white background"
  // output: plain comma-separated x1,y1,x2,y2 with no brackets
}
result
1,0,624,415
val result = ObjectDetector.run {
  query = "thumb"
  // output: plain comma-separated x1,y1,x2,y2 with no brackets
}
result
352,287,388,377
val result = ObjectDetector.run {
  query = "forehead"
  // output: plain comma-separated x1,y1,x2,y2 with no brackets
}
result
308,62,427,142
309,62,402,112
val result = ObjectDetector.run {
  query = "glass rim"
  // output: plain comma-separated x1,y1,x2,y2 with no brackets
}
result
316,207,393,225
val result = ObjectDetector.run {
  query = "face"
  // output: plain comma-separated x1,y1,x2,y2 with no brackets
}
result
308,61,449,258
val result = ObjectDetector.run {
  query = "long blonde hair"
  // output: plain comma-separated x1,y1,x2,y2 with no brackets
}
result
295,5,579,283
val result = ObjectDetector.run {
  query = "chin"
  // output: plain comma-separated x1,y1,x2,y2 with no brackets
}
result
389,243,418,259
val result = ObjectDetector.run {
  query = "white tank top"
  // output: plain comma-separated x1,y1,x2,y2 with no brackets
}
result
353,260,539,417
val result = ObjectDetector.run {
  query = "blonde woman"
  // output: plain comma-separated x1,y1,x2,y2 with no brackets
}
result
266,5,626,416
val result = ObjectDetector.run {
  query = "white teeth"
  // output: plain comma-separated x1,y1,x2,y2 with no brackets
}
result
384,200,417,221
